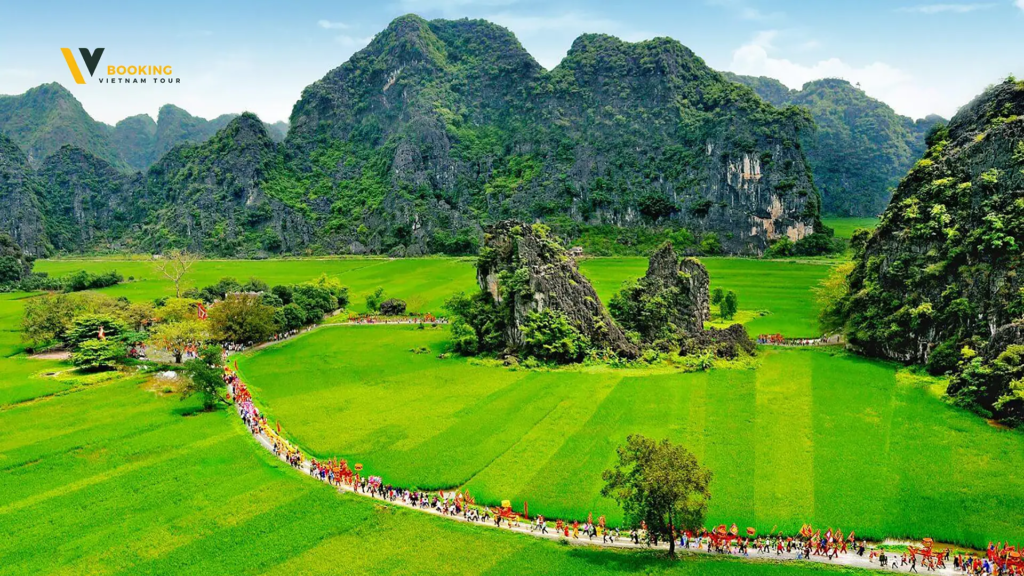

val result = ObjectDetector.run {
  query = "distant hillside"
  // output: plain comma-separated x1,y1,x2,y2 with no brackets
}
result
0,83,126,169
0,15,828,257
723,73,945,217
0,83,287,172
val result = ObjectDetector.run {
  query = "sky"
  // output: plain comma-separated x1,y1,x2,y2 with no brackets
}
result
1,0,1022,125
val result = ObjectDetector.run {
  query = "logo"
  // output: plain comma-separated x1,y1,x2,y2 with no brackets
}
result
61,47,180,85
61,48,103,84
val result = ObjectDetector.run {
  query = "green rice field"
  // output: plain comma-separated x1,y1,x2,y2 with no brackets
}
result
2,371,870,575
821,218,879,241
4,254,1020,573
35,256,832,337
237,324,1024,549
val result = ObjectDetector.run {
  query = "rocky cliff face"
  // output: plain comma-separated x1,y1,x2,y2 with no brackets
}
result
476,220,639,358
842,79,1024,363
36,146,138,252
724,74,945,217
0,135,47,256
133,113,315,256
275,15,822,256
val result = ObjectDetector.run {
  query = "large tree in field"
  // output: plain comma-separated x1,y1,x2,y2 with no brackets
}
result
208,293,278,344
602,434,712,557
154,249,199,298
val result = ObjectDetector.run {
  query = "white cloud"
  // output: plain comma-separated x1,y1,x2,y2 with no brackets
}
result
706,0,782,21
1016,0,1024,11
728,30,958,119
318,20,351,30
895,3,996,13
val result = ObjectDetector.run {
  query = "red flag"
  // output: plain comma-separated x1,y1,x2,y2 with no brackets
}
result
234,359,239,371
197,303,208,320
98,325,106,340
276,420,281,434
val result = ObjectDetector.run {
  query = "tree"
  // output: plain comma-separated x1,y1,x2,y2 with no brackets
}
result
711,288,724,307
151,320,209,363
208,293,278,344
292,283,338,322
22,293,88,347
722,291,739,320
275,302,307,331
154,249,199,298
602,435,712,557
365,287,386,313
71,338,127,371
379,298,407,315
307,274,349,307
65,314,128,349
155,297,203,323
181,345,226,410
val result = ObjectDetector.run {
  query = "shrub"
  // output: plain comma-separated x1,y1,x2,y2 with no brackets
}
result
71,338,127,371
520,309,590,364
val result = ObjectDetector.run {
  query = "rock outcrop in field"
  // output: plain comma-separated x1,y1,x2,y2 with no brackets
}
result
476,220,639,358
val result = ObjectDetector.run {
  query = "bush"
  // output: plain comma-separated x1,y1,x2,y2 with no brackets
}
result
62,270,123,292
365,287,386,313
450,319,479,355
926,339,961,376
379,298,407,315
699,233,722,255
766,237,795,258
521,309,590,364
71,338,127,371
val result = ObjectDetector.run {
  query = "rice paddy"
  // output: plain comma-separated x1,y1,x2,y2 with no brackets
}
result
237,324,1024,549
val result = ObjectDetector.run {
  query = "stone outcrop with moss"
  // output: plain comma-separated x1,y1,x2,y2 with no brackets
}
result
609,242,710,345
476,220,639,358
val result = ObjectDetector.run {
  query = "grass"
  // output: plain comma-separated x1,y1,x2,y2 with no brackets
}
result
1,367,875,575
237,325,1024,549
36,256,833,337
822,218,879,241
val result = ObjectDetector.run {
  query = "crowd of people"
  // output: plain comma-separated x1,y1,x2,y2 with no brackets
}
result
756,334,839,347
224,368,1020,575
350,314,448,325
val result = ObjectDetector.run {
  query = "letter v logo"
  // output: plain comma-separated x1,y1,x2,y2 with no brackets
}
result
60,48,86,84
78,48,104,76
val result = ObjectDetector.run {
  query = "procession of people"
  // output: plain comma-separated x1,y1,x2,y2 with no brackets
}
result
223,368,1021,575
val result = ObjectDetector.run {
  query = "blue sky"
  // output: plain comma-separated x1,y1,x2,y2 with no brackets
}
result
1,0,1021,124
